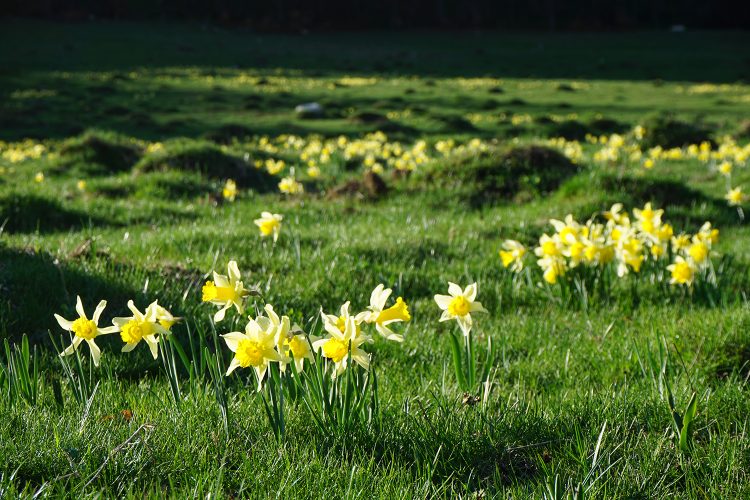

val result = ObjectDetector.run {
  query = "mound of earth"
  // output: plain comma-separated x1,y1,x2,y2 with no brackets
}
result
133,140,275,191
640,115,713,148
326,171,389,200
413,145,578,205
57,130,141,175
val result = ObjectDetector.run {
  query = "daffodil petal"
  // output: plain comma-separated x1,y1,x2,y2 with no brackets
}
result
87,339,101,366
75,296,86,319
92,300,107,324
54,314,74,331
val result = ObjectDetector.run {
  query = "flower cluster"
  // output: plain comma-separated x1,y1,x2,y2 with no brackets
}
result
54,296,176,366
500,203,720,288
204,262,410,384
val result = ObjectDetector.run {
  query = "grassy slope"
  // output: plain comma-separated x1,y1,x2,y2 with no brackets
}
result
1,20,749,497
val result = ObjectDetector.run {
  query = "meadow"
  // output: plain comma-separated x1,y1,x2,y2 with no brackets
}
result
1,20,750,498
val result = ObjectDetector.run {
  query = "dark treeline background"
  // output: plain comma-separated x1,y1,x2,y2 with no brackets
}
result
4,0,749,31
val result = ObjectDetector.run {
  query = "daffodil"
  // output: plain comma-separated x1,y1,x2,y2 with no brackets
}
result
434,282,487,336
499,240,526,272
76,179,87,191
54,296,118,366
538,257,567,284
549,215,581,245
633,202,663,236
155,304,179,331
603,203,628,225
534,234,563,258
222,318,283,389
201,260,252,322
313,314,370,377
253,212,283,242
725,187,745,206
279,176,304,194
222,179,238,201
667,256,696,286
321,301,369,340
112,300,170,359
718,161,733,176
307,165,321,178
34,172,44,183
362,284,410,342
687,238,709,265
263,304,316,373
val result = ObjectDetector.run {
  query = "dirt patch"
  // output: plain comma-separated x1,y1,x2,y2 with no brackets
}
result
326,171,389,200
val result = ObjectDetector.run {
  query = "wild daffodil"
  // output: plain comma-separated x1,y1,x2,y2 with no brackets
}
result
313,315,370,377
279,176,304,194
54,296,118,366
667,256,696,286
112,300,170,359
254,211,283,242
434,282,487,336
265,304,316,372
362,284,410,342
499,239,526,272
202,260,252,322
222,318,282,389
321,301,368,339
725,187,745,206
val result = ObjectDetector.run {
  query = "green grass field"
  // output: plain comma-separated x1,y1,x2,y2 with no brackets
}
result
1,20,750,498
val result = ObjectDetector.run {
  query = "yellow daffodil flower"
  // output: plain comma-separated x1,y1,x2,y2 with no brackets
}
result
54,296,119,366
279,176,304,194
362,284,410,342
112,300,170,359
725,187,745,206
222,317,283,389
313,315,370,377
263,304,316,373
321,301,369,340
201,260,252,322
222,179,238,201
499,239,526,272
667,256,696,286
434,282,488,336
253,211,283,242
718,161,733,176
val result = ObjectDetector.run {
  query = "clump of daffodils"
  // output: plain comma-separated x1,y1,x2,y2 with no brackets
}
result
313,285,410,377
499,203,720,289
113,300,172,359
279,176,304,195
215,282,410,384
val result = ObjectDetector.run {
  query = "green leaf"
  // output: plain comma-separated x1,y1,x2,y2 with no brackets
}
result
679,392,698,453
448,331,467,390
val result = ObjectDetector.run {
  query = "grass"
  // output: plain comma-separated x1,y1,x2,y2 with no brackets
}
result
1,20,750,497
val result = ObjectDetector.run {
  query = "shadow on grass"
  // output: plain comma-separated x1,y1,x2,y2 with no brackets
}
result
0,194,111,234
0,247,138,344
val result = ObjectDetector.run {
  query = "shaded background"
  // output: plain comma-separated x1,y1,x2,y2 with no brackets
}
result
4,0,750,31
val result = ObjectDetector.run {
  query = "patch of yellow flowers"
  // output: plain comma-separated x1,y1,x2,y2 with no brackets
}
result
54,296,177,365
500,203,719,288
203,261,410,385
54,261,411,385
